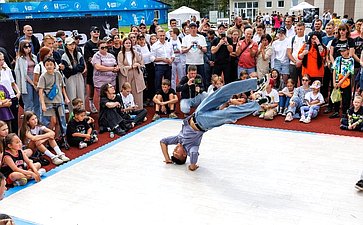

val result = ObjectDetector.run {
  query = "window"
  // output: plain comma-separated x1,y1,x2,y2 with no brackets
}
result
154,10,160,19
266,1,272,8
278,1,284,8
247,2,252,8
253,2,258,8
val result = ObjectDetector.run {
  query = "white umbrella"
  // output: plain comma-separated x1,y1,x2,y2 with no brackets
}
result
289,2,317,12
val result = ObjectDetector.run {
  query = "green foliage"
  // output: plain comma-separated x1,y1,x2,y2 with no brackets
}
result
163,0,213,16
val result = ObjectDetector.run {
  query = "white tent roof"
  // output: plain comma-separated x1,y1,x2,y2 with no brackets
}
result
168,6,200,16
290,2,317,11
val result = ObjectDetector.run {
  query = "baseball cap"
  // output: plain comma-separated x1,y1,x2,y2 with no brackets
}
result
90,26,100,32
102,36,112,43
56,37,63,42
64,37,76,45
310,80,321,89
278,27,286,33
218,23,226,29
346,19,354,26
338,46,348,52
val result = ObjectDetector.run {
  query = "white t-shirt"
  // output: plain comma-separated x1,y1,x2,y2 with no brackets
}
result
0,67,16,98
287,35,308,65
271,38,290,66
121,93,136,108
181,34,207,65
286,26,296,38
263,88,279,109
304,91,324,104
137,45,152,64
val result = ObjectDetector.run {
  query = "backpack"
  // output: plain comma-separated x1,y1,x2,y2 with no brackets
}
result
291,35,309,51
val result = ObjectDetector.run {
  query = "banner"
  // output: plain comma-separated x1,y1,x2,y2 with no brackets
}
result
303,8,319,23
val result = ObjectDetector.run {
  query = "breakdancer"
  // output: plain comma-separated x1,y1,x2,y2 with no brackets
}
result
160,77,268,171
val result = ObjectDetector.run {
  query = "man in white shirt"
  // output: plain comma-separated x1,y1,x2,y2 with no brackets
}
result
151,29,175,91
181,22,208,86
287,22,307,86
285,16,296,38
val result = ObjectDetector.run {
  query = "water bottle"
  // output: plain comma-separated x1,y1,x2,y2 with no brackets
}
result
110,132,115,138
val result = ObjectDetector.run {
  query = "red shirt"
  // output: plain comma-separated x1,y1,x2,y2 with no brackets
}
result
237,39,258,69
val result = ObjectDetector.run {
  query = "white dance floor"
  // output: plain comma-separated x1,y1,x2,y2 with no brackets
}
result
1,119,363,225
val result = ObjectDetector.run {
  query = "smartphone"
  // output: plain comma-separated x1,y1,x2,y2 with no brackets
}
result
220,32,226,38
305,44,310,51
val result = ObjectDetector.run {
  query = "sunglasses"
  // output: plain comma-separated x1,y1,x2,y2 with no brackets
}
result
100,46,108,50
338,28,346,31
302,79,309,81
93,30,100,33
24,45,31,48
334,32,338,34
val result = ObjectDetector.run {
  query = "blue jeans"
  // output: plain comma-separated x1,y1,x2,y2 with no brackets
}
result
22,82,40,118
180,92,207,114
237,66,256,77
195,79,260,131
286,96,303,118
279,96,291,109
300,105,320,118
41,104,67,133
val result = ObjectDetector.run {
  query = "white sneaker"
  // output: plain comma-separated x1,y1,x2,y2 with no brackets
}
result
299,116,305,122
38,168,46,176
303,117,311,124
285,113,293,122
58,154,70,162
52,157,63,165
89,101,98,113
79,141,88,149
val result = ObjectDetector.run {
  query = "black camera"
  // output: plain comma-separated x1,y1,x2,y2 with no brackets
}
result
220,32,226,38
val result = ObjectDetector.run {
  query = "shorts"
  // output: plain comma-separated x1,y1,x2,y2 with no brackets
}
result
273,59,290,75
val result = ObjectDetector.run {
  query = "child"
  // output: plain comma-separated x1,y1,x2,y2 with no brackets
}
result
120,82,148,126
152,79,179,121
270,69,284,91
19,111,69,165
299,80,325,123
239,70,249,80
1,133,45,186
0,84,14,130
330,47,354,118
259,79,279,120
207,74,224,96
340,95,363,131
0,121,32,161
66,107,98,149
37,57,70,131
278,78,295,116
68,98,95,127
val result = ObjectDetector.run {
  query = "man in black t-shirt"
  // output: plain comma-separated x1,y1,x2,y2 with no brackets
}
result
211,24,233,84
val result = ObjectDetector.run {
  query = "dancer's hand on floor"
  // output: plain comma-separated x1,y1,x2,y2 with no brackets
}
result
188,164,199,171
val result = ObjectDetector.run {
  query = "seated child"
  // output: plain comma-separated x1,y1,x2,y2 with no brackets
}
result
340,95,363,131
299,80,325,123
0,84,14,130
259,79,279,120
19,111,69,166
68,98,95,127
239,70,249,80
152,79,179,121
270,69,285,91
66,107,98,149
120,82,148,127
278,78,295,116
207,74,224,96
1,133,46,186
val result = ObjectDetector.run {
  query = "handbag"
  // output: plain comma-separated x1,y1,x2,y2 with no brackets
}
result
45,74,59,100
330,88,342,103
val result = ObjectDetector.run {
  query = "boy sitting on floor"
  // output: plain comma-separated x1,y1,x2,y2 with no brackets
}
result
152,79,179,121
66,107,98,149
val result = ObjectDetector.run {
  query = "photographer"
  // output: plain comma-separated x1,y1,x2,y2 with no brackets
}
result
211,24,233,84
176,65,207,117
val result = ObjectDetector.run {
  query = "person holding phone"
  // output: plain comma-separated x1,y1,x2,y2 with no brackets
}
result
211,24,233,84
176,65,207,117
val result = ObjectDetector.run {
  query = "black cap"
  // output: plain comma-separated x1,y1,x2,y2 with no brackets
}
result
218,23,226,29
346,19,354,26
338,47,348,52
90,26,100,32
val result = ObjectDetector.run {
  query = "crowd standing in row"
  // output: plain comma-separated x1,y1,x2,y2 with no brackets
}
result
0,11,363,191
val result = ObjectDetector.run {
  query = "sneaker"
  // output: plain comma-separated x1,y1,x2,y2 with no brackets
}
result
285,112,293,122
303,117,311,124
52,156,63,165
37,168,46,176
89,101,98,113
299,116,306,122
355,180,363,191
252,110,260,117
278,108,283,115
282,108,287,116
58,154,70,162
255,74,269,92
169,112,178,119
79,141,88,149
258,112,265,119
323,107,332,114
152,114,160,121
13,178,27,186
114,127,126,136
340,124,348,130
329,112,340,118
